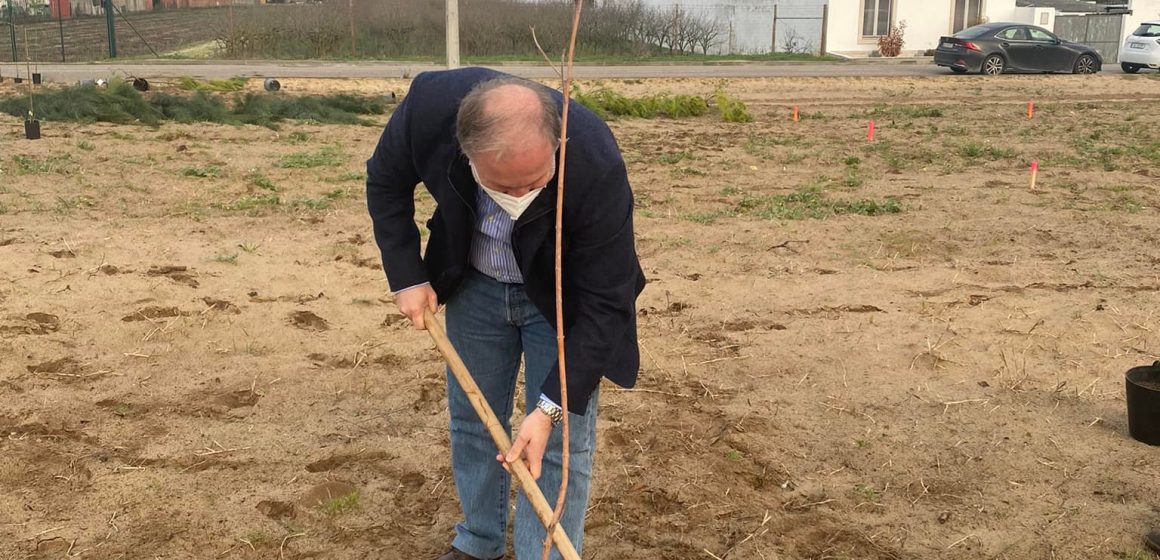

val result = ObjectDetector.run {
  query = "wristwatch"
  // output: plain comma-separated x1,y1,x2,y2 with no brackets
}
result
536,396,564,427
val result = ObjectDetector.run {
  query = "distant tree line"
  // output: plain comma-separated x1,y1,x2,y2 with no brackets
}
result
215,0,724,59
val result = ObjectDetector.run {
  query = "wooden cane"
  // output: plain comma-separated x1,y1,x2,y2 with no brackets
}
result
423,308,581,560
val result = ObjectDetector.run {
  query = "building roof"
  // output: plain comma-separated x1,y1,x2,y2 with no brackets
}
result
1015,0,1122,13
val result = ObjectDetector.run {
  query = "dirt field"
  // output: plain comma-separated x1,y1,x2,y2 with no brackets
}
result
2,72,1159,560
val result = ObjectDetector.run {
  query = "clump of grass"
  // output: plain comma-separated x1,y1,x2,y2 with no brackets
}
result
0,80,390,129
959,142,1016,160
246,170,278,191
177,76,247,92
862,105,945,119
324,171,366,183
287,131,312,144
291,188,348,210
276,146,343,169
212,193,281,212
13,154,74,175
76,140,95,151
657,152,694,165
213,251,239,264
713,91,753,123
320,491,359,515
572,86,708,120
854,484,881,502
735,186,902,220
181,165,222,178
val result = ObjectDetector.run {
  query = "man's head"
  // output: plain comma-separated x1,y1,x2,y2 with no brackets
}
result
457,78,561,197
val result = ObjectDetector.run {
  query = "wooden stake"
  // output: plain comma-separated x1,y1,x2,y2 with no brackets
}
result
1027,101,1034,120
1030,161,1038,191
422,309,581,560
792,105,799,122
546,2,584,558
868,120,875,142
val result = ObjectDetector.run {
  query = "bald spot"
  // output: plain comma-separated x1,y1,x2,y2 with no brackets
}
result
478,84,554,153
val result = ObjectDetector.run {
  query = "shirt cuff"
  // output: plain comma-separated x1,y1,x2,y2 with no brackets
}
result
393,281,430,295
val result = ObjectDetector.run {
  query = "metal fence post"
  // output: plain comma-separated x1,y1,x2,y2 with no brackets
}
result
8,2,17,63
104,0,116,58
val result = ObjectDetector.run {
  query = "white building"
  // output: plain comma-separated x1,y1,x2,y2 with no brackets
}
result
635,0,1158,57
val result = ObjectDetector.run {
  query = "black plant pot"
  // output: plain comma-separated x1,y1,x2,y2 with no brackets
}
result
14,76,22,84
25,119,41,140
32,73,42,84
1127,361,1160,446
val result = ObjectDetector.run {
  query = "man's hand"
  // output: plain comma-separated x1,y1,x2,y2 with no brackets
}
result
396,285,438,330
499,409,553,480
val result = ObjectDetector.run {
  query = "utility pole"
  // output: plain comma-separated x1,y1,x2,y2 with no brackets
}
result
445,0,459,69
820,4,828,56
771,4,777,53
104,0,116,58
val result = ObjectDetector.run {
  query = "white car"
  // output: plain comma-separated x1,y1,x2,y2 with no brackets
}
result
1122,20,1160,73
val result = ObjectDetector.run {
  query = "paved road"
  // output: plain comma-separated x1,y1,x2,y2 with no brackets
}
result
0,60,952,83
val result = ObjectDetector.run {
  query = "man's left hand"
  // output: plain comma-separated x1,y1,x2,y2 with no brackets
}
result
499,409,553,480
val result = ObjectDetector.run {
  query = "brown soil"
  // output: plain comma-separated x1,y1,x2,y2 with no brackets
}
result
1,73,1159,559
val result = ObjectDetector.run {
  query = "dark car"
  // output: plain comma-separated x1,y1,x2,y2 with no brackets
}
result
935,22,1102,75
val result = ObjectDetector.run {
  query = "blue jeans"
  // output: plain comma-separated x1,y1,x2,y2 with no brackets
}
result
445,268,599,560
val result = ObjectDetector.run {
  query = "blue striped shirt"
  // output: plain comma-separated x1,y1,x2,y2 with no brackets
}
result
470,186,524,284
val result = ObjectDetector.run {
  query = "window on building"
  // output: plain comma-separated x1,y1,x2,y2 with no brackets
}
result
953,0,984,33
862,0,893,37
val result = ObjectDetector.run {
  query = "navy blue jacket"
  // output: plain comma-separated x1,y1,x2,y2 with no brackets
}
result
366,67,644,412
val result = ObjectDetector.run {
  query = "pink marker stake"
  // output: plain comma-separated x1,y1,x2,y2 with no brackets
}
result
868,120,876,142
1030,161,1039,191
1028,101,1035,120
793,105,799,122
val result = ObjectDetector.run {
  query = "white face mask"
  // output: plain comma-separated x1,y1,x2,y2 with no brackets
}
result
470,160,554,220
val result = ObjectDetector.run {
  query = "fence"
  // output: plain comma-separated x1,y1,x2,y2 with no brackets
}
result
0,5,232,64
638,0,827,56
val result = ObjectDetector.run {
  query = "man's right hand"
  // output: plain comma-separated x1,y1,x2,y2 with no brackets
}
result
396,285,438,330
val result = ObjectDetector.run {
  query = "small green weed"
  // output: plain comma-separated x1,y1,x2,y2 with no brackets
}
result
657,152,694,165
276,146,343,169
213,252,239,264
287,131,312,144
76,140,95,151
854,484,881,502
325,171,367,183
320,491,359,515
212,193,281,212
182,165,222,178
13,154,74,175
247,171,278,191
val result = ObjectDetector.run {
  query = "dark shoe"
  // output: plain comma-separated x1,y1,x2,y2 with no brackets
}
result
1146,529,1160,553
435,548,502,560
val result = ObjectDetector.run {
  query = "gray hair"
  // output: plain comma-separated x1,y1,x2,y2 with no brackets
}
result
456,77,561,157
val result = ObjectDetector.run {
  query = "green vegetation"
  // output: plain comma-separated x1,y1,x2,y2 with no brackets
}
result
573,86,709,120
319,491,359,515
177,76,247,92
276,146,344,169
181,165,223,178
714,91,753,123
0,80,391,129
12,154,74,175
862,105,945,119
